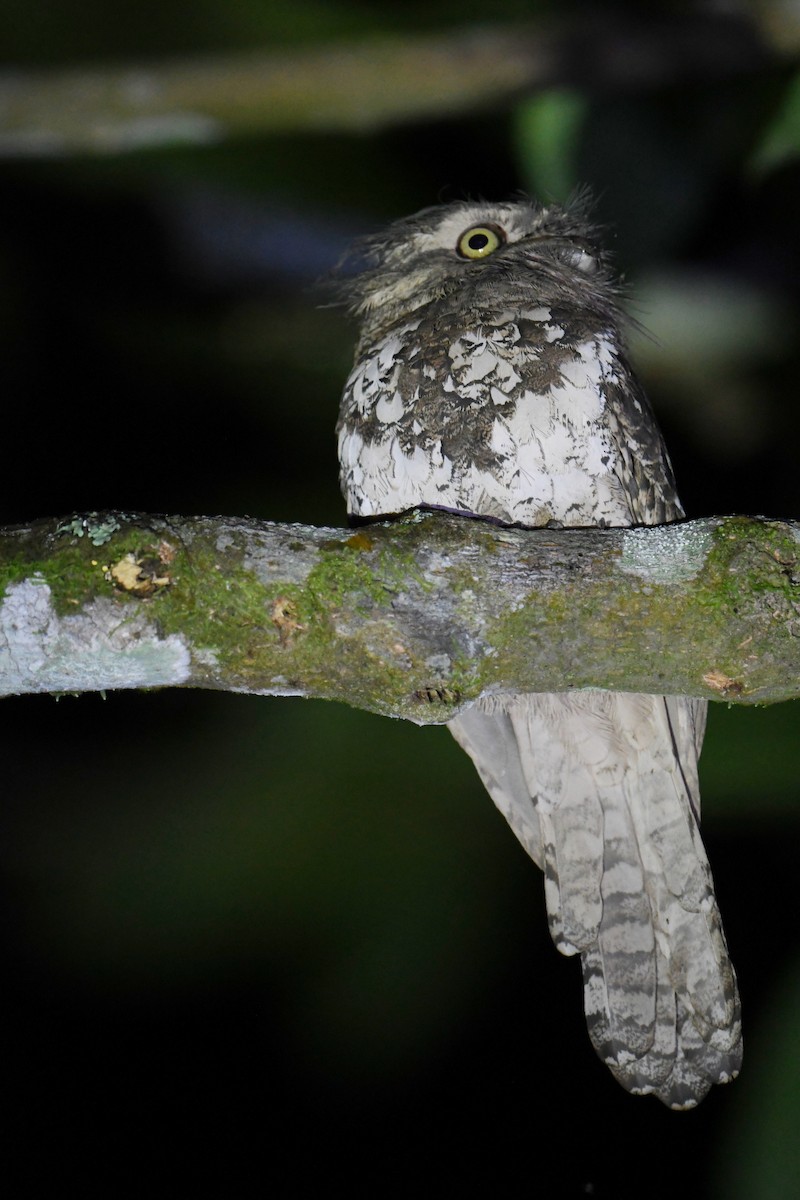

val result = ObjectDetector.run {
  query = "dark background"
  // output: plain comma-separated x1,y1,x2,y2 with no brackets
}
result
1,3,799,1194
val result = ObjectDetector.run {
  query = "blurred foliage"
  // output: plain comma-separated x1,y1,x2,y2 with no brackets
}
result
751,67,800,174
512,89,588,203
1,1,800,1194
713,957,800,1200
3,0,544,64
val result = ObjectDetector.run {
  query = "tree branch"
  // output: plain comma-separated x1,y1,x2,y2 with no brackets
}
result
1,511,797,718
0,14,773,156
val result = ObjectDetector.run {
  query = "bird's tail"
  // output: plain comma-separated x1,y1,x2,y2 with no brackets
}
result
449,690,742,1107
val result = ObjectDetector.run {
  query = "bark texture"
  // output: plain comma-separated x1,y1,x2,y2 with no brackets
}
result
0,511,797,719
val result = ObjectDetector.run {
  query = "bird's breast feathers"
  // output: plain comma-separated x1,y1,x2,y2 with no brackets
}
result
338,307,635,525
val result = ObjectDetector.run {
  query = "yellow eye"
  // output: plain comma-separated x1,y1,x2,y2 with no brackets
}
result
456,224,505,259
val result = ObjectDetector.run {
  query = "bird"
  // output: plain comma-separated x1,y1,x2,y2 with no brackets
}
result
334,196,742,1108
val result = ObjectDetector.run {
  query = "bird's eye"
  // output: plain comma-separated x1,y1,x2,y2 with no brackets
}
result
456,224,506,259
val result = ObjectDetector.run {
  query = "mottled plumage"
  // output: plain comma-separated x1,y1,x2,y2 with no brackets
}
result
335,198,741,1107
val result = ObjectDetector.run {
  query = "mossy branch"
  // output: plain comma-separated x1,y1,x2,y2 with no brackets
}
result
0,510,797,720
0,14,772,156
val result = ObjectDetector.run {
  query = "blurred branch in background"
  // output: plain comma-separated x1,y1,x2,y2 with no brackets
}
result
1,511,798,708
0,12,778,156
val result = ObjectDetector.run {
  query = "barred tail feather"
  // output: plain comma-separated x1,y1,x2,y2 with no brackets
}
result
448,689,742,1108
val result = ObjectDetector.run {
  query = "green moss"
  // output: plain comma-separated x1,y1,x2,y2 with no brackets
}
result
273,526,470,719
44,543,115,612
0,532,127,614
293,540,406,714
483,531,740,697
0,557,45,599
149,531,273,681
305,536,390,610
698,518,798,615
